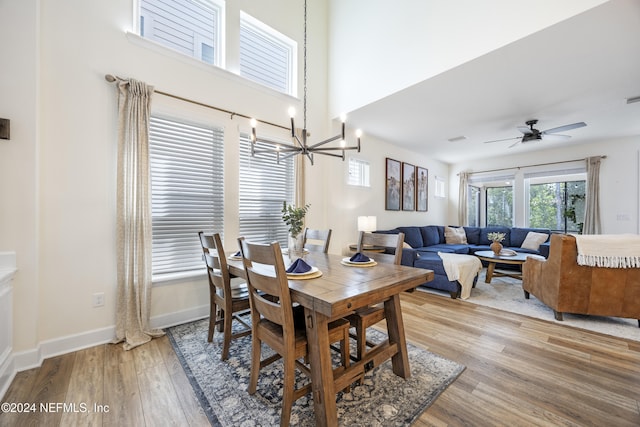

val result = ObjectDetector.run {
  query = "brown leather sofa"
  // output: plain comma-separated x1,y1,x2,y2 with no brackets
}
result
522,233,640,326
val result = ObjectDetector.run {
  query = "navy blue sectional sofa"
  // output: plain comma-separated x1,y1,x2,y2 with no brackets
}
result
379,225,552,298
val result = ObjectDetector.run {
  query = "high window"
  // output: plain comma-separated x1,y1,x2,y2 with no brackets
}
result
149,116,224,279
238,134,295,246
239,12,297,95
347,157,370,187
138,0,224,66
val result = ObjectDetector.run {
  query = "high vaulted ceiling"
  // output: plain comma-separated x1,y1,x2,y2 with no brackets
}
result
346,0,640,164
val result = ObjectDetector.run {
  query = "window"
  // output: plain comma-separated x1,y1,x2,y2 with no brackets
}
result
486,185,513,227
149,116,224,278
529,180,585,233
139,0,224,66
347,157,370,187
238,134,295,246
239,12,296,95
434,176,446,198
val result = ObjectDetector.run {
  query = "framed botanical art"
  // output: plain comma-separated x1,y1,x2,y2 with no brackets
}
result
416,166,428,211
385,158,401,210
402,162,416,211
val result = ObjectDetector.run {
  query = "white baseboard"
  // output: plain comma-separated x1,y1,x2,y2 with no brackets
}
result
0,304,209,399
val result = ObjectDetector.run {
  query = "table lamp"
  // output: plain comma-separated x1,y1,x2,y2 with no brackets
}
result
357,216,377,232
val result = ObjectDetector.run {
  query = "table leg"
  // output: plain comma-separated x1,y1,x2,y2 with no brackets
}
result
485,262,496,283
384,294,411,379
304,307,337,427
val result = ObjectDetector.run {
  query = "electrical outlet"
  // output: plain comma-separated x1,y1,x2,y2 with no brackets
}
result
93,292,105,307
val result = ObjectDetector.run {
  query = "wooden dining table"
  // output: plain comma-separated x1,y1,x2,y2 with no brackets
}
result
227,251,434,426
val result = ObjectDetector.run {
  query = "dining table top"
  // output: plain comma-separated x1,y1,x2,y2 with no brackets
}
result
226,251,434,320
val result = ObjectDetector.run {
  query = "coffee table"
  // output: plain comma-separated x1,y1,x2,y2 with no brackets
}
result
474,250,540,283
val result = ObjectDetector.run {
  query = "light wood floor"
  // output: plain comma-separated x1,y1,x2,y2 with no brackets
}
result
2,290,639,426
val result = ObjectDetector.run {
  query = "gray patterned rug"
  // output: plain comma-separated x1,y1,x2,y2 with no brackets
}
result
166,318,464,426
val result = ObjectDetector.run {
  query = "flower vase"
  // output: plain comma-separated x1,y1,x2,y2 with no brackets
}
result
288,232,305,260
490,241,503,255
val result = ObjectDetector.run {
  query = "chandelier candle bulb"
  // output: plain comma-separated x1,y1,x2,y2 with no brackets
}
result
288,107,296,137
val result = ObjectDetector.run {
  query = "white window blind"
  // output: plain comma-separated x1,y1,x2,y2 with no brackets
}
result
139,0,222,66
239,12,296,95
149,116,224,277
238,134,294,246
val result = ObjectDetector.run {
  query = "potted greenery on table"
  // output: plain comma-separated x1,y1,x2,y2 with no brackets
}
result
282,202,310,259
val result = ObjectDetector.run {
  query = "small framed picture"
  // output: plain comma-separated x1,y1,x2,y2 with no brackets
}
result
416,167,428,211
385,158,401,211
402,162,416,211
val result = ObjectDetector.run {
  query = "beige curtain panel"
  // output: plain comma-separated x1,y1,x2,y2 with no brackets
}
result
458,172,469,226
113,78,165,350
583,156,603,235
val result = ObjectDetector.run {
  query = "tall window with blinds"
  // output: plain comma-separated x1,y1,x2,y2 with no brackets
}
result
238,134,294,246
138,0,223,66
149,116,224,278
239,12,296,95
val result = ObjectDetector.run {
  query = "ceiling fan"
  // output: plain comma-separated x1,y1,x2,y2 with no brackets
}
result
484,119,587,148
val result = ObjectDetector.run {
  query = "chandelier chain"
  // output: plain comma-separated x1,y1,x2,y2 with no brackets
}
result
247,0,361,165
303,0,308,131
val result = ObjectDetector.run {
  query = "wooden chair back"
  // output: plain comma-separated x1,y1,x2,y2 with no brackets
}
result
198,232,251,357
199,232,231,296
237,237,295,331
356,231,405,265
303,228,332,253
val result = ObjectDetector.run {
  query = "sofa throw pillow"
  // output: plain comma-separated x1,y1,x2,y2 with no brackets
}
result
521,231,549,250
445,226,467,244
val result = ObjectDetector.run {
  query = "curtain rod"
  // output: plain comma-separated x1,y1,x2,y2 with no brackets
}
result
458,155,607,176
104,74,290,131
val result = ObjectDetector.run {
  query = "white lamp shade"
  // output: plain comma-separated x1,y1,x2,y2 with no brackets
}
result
357,216,377,232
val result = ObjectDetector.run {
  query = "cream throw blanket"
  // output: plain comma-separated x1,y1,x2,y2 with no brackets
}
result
574,234,640,268
438,252,483,299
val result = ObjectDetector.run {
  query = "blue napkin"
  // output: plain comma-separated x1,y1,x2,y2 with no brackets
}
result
286,258,312,273
350,252,371,263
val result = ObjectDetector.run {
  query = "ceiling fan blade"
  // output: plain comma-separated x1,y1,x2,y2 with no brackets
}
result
542,122,586,134
508,139,522,148
483,136,520,144
541,133,571,141
517,126,532,134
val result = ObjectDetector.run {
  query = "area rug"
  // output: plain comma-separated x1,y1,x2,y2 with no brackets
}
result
427,271,640,342
166,318,465,426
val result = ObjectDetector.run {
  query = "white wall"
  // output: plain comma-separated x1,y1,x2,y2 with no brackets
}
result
317,134,450,256
448,136,640,234
1,0,322,357
0,0,449,365
0,0,40,354
327,0,608,117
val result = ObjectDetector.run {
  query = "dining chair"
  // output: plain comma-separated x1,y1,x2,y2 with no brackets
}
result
302,227,332,253
347,231,406,361
237,237,351,427
198,232,251,360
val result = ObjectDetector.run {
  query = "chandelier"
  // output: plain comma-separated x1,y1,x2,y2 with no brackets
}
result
250,0,362,165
